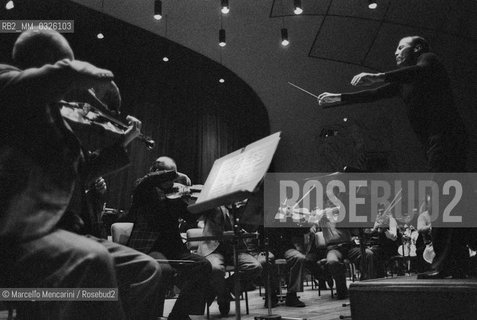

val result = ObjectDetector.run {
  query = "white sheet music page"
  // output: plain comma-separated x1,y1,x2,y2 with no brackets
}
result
196,132,281,203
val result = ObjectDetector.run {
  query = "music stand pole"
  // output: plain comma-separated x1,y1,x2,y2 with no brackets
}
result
230,203,242,320
255,228,305,320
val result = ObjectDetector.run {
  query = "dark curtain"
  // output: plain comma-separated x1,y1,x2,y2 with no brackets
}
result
102,82,269,211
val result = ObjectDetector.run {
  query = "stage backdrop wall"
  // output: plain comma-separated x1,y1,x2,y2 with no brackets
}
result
0,0,270,211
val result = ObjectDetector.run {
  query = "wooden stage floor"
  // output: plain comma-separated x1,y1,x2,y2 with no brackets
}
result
168,281,354,320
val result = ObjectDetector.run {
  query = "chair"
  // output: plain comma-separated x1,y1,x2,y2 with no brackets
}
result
313,231,335,297
275,258,288,302
344,259,357,282
110,223,198,315
110,222,134,245
185,228,249,316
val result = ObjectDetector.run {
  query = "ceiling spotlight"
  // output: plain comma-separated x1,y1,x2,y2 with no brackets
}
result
5,0,14,10
368,0,377,9
293,0,303,15
219,78,225,83
162,56,169,62
154,0,162,20
343,117,348,122
219,28,226,47
221,0,229,14
97,32,104,39
281,28,289,46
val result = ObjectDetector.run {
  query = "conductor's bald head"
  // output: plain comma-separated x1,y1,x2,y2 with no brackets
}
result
12,30,74,69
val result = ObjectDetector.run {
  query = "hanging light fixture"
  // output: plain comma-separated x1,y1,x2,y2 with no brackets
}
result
162,15,169,62
5,0,14,10
281,28,289,46
97,0,105,39
221,0,229,14
368,0,377,9
219,28,226,47
293,0,303,15
154,0,162,20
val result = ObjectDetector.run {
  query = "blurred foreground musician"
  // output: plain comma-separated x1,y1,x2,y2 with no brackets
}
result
0,30,163,320
125,156,212,320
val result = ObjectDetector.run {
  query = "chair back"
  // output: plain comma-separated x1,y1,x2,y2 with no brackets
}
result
111,222,134,245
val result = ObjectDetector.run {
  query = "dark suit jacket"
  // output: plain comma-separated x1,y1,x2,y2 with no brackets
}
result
126,171,195,257
58,145,130,236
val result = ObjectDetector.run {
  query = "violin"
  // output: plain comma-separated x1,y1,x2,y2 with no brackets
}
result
165,183,203,204
59,89,155,150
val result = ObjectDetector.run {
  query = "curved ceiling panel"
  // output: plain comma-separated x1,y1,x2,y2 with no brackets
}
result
309,16,381,66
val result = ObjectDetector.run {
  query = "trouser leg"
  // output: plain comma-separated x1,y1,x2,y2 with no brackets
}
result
0,230,126,320
284,249,305,293
96,238,164,320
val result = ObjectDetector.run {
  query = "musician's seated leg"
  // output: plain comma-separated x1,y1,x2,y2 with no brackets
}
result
94,238,166,320
284,248,306,307
233,252,263,292
326,247,348,299
0,230,126,320
204,252,229,316
251,251,279,308
348,246,377,279
369,245,386,278
151,251,212,320
305,250,331,289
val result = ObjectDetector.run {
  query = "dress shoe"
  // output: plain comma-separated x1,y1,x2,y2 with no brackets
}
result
218,292,233,316
167,312,191,320
285,292,305,307
218,299,230,316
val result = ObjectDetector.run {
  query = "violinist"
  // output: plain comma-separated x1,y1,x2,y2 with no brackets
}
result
0,30,163,320
125,156,212,320
367,205,400,278
416,199,433,272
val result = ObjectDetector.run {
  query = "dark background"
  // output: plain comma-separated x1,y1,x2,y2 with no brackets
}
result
0,0,271,210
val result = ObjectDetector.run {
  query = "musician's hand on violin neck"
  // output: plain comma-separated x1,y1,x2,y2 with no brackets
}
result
122,115,142,147
91,80,122,112
317,92,341,107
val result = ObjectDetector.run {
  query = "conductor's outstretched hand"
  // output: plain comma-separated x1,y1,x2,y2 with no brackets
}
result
350,72,385,87
317,92,341,107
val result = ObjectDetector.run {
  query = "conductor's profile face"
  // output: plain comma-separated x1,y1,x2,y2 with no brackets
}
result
394,37,414,67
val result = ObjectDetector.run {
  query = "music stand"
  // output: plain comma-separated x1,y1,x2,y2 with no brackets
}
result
188,132,281,320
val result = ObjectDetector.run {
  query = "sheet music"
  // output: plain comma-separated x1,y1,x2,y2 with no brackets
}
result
195,132,281,204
